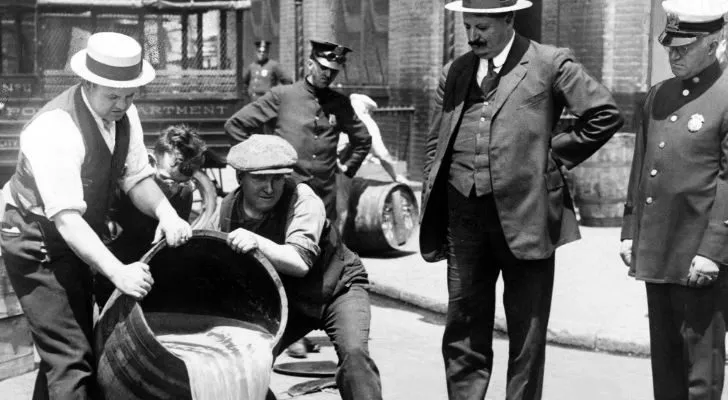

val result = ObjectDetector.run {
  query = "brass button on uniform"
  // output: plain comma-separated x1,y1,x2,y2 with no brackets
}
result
650,169,658,177
693,76,700,83
312,154,317,159
480,117,486,122
484,101,490,106
658,141,666,149
670,115,678,122
682,89,689,96
646,197,654,205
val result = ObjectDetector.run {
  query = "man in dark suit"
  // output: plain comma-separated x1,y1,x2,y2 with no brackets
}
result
419,1,624,399
620,1,728,398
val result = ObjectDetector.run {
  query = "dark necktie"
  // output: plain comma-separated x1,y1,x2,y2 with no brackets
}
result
480,58,497,95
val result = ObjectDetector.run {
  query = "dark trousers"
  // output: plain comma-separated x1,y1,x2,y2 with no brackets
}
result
3,251,95,400
274,284,382,400
646,273,728,400
444,184,554,400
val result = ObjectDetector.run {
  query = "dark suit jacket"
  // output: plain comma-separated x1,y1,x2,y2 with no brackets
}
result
419,34,624,262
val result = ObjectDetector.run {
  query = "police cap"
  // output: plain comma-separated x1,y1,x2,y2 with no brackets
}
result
227,135,298,174
310,40,352,70
659,0,728,47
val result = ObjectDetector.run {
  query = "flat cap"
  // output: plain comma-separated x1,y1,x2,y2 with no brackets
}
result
227,134,298,174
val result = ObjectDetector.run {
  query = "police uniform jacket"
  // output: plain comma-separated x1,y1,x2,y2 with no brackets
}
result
224,79,372,216
621,61,728,284
242,59,292,100
420,34,624,262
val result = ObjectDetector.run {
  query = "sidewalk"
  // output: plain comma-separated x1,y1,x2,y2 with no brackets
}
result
356,162,651,357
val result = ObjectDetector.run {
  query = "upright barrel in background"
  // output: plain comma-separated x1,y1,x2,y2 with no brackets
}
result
94,230,288,400
0,253,36,381
344,178,419,254
570,133,635,227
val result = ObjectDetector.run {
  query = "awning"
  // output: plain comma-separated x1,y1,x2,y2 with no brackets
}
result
35,0,250,10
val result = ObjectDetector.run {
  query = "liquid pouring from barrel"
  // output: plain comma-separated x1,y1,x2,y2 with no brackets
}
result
94,230,288,400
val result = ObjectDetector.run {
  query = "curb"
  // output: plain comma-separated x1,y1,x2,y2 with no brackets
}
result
368,281,651,358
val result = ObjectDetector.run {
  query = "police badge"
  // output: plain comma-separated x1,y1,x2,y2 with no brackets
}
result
261,69,269,77
688,114,704,132
328,113,337,126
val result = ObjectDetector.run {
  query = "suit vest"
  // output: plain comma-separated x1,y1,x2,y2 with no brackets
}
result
4,84,131,260
448,69,499,197
219,178,367,319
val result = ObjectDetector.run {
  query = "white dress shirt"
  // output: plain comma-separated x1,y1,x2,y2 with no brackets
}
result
3,86,154,219
476,31,516,85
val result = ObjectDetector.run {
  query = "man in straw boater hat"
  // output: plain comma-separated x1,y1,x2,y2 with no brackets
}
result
215,135,382,400
242,39,292,103
620,1,728,398
419,0,624,399
0,32,192,398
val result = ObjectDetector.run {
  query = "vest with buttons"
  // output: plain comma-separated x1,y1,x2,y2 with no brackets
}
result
4,84,131,259
448,66,499,197
219,177,367,319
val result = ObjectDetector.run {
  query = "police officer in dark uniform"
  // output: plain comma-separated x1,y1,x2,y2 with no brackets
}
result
225,40,372,221
241,40,292,102
620,1,728,398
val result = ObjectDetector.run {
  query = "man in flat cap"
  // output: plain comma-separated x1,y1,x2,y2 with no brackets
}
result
241,40,292,103
620,1,728,398
214,135,382,400
0,32,191,399
419,0,624,399
225,40,372,223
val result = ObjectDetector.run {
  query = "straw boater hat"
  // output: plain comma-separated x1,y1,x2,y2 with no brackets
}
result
70,32,155,88
658,0,728,47
445,0,532,13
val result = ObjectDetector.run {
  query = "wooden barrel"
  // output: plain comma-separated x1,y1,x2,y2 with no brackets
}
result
0,253,36,381
570,133,635,227
344,178,419,254
94,230,288,400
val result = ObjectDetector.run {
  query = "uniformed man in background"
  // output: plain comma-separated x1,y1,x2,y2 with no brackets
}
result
241,40,292,103
620,1,728,398
225,40,371,221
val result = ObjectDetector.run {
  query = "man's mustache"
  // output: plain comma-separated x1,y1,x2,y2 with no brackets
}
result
468,41,487,47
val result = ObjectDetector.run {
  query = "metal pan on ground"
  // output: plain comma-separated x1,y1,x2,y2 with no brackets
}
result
273,361,338,378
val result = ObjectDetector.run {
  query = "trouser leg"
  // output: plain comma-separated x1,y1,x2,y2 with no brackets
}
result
499,251,554,400
322,284,382,400
443,186,501,400
646,275,727,400
4,252,94,400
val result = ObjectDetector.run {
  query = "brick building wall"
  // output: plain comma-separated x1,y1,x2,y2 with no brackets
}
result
388,0,445,180
541,0,651,131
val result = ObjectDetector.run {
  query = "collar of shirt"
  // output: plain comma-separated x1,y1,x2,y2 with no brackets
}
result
80,85,116,152
302,77,330,99
477,31,515,85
